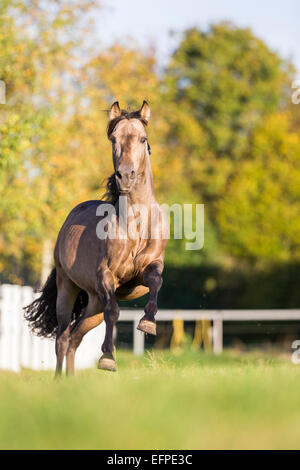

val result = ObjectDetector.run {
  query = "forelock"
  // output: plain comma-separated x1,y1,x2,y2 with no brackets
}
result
107,110,148,138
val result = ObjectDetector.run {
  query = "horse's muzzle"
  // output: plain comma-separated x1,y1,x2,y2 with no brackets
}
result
115,170,136,193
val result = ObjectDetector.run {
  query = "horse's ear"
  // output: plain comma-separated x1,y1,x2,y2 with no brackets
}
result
139,100,151,123
109,101,121,120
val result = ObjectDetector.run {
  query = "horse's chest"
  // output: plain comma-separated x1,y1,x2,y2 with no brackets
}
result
108,239,154,283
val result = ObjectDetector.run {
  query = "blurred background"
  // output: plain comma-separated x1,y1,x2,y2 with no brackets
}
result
1,0,300,352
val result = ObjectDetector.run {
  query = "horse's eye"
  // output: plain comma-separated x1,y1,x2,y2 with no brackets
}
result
110,136,116,144
140,137,147,144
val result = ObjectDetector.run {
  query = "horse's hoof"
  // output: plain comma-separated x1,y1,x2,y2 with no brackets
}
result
137,319,156,336
98,354,117,372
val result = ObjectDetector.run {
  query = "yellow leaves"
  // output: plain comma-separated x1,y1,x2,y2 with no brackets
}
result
216,135,300,261
1,7,300,283
87,44,159,108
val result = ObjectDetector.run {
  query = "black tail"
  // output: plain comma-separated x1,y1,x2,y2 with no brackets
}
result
24,267,88,339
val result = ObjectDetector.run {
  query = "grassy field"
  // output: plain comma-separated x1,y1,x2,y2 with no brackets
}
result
0,349,299,450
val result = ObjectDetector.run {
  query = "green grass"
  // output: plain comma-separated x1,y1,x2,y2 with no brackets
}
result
0,349,299,450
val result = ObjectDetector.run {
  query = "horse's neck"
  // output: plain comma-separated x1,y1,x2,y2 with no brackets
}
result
127,155,156,206
115,157,160,243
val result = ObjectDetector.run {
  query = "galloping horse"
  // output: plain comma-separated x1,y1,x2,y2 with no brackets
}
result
25,101,167,376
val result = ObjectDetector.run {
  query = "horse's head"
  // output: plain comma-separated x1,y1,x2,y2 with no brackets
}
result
107,101,151,194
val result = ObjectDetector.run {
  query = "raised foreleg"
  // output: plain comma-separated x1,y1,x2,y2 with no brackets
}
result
137,261,163,336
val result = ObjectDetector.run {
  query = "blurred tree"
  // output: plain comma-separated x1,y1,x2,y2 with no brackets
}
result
165,23,294,197
164,23,298,263
0,0,101,283
1,8,299,305
216,112,300,261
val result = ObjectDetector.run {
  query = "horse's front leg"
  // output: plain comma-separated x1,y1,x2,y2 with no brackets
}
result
96,268,119,372
138,262,163,336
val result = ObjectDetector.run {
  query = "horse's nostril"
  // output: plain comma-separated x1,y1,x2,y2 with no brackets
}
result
116,171,122,180
130,170,135,179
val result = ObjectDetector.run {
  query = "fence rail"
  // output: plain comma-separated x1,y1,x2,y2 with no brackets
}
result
119,309,300,356
1,284,300,371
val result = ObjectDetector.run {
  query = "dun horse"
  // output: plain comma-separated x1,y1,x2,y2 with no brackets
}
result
25,101,167,376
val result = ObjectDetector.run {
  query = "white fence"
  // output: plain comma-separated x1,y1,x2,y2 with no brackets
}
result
119,309,300,356
0,284,105,372
1,284,300,372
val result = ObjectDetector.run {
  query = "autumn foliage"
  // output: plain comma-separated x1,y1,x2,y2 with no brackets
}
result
0,2,299,307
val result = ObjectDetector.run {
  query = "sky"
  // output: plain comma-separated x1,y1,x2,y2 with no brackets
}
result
100,0,300,73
